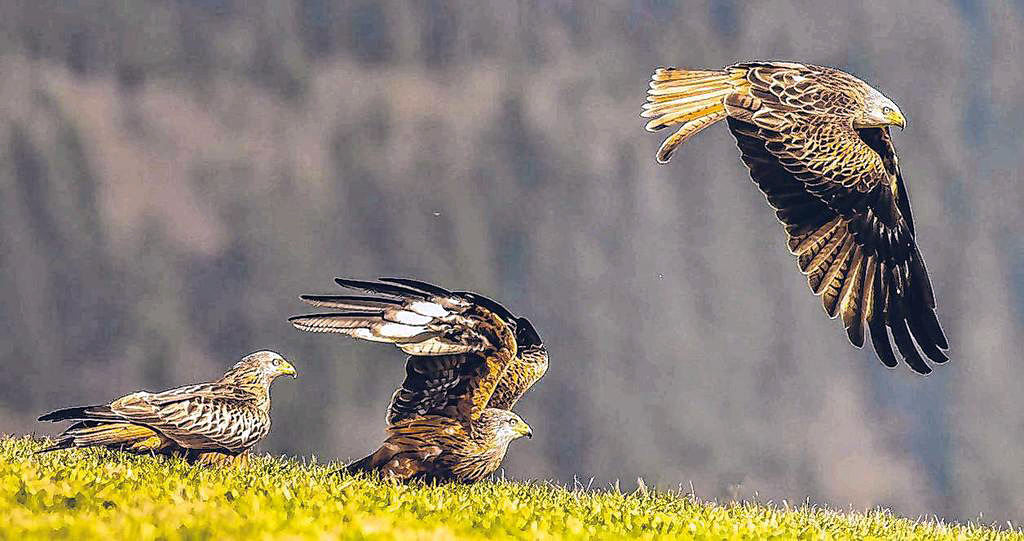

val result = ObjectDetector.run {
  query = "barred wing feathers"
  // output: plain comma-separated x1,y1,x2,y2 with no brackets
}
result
106,385,271,453
290,278,542,427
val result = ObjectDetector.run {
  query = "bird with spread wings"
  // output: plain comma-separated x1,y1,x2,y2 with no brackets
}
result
289,277,548,483
38,350,297,466
641,61,948,374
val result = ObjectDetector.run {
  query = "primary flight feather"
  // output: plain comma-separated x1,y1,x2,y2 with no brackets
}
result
290,277,547,482
641,61,948,373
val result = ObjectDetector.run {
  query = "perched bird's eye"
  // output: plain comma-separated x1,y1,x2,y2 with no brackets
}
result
507,418,517,426
882,106,893,114
272,358,282,366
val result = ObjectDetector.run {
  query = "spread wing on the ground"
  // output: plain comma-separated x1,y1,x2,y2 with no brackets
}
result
289,277,547,481
290,277,547,426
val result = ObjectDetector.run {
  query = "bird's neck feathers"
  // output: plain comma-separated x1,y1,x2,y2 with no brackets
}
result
239,384,272,412
451,440,510,482
217,368,273,412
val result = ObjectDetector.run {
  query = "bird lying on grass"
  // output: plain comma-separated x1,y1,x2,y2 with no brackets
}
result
640,61,948,374
290,277,547,483
37,350,296,466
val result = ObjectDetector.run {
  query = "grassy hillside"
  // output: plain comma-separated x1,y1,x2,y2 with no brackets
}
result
0,437,1016,540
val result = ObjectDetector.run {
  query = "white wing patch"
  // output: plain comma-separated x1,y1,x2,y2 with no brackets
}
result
387,310,434,326
408,301,449,318
377,323,429,339
352,328,392,342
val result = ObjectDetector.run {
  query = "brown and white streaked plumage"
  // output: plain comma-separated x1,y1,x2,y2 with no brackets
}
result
289,277,547,483
37,350,297,466
641,61,948,374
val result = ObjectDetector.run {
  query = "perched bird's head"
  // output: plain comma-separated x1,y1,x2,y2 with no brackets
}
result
854,88,906,130
480,409,533,445
223,350,298,386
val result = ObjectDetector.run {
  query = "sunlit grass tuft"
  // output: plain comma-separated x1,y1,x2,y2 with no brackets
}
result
0,436,1017,540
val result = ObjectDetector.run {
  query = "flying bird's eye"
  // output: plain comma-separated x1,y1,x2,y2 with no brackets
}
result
882,106,893,114
272,358,281,366
507,418,517,426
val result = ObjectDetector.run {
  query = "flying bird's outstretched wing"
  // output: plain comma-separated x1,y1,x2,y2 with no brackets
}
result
641,61,948,373
290,278,544,428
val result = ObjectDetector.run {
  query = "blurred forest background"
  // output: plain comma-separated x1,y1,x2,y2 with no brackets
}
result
1,0,1022,524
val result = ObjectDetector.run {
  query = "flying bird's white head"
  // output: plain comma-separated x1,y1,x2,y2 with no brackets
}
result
854,88,906,130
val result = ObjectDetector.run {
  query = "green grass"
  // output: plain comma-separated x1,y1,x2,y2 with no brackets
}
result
0,436,1017,540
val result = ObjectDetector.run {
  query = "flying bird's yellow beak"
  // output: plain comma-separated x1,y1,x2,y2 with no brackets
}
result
519,424,533,439
279,360,298,378
886,109,906,130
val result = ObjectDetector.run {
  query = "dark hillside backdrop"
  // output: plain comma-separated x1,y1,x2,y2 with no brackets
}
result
1,0,1023,523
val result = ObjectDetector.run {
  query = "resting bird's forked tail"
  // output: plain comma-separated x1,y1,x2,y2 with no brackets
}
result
641,67,747,163
36,422,164,454
36,404,165,454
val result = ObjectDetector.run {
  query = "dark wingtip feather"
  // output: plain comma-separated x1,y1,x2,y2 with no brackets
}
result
888,309,932,375
915,305,949,351
299,294,402,309
869,317,900,369
906,308,949,365
378,277,453,297
934,326,949,351
334,278,430,299
868,270,898,369
457,291,517,322
846,319,865,348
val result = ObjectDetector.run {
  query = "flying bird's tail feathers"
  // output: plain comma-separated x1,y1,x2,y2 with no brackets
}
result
641,67,747,163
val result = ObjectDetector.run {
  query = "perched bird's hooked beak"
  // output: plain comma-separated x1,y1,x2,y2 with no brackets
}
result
279,360,298,378
521,425,533,439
